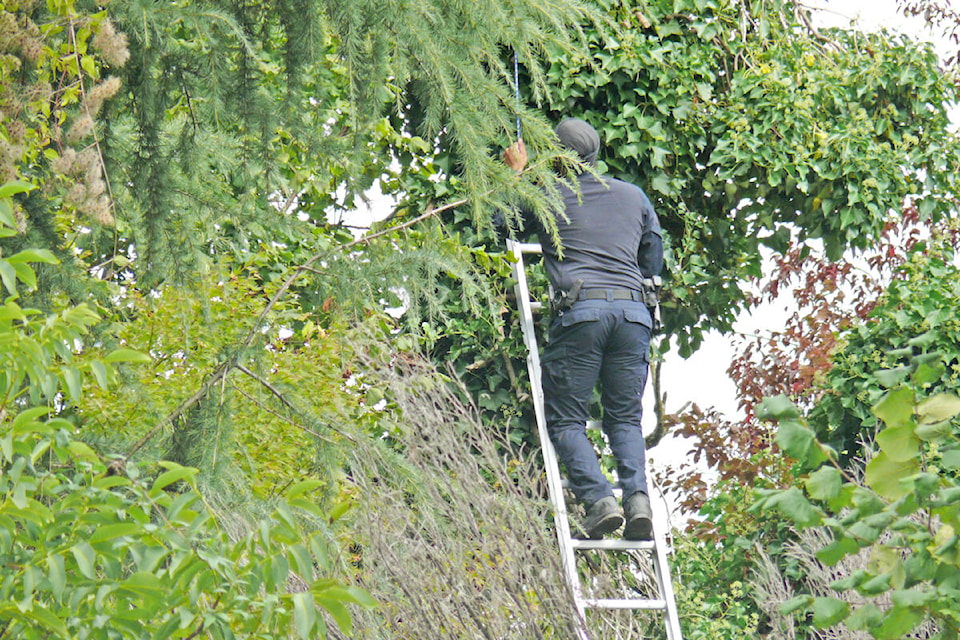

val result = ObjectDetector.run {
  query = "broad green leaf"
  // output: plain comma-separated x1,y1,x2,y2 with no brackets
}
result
0,181,34,199
286,479,324,499
758,395,799,420
90,522,143,544
89,360,109,389
873,387,914,429
770,487,822,527
857,573,892,596
104,348,152,364
71,541,97,579
913,361,945,385
816,536,860,566
829,569,868,591
779,595,812,616
6,248,57,265
915,418,952,442
152,462,198,492
774,419,818,463
62,366,83,402
865,451,920,500
875,367,911,388
890,588,934,608
805,466,842,501
845,603,882,630
874,606,923,639
0,261,18,296
941,449,960,470
875,425,919,463
47,554,66,601
812,597,849,628
293,592,317,639
916,394,960,424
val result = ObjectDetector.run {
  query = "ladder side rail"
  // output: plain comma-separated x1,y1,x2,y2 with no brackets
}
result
506,240,588,628
652,526,684,640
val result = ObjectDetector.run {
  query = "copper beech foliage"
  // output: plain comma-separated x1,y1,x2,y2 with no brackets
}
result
657,203,946,516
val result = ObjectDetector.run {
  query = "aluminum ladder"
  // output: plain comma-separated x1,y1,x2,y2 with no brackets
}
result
506,238,684,640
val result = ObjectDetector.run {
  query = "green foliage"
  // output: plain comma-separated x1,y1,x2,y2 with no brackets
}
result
810,229,960,462
755,351,960,638
0,200,374,637
539,0,960,354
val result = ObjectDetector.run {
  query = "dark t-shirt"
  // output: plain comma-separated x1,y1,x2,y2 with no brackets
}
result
541,173,663,295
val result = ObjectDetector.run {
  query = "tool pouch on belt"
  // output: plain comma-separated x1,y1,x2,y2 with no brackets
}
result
549,279,583,314
640,275,662,308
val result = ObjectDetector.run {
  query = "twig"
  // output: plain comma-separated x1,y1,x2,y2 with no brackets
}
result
232,384,342,444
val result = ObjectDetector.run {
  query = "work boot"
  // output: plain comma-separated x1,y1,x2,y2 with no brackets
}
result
581,496,623,539
623,492,653,541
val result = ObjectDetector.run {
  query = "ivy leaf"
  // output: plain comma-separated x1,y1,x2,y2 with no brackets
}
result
875,367,911,388
941,449,960,470
812,597,849,628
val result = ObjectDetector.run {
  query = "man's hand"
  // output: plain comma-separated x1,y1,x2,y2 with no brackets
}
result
503,139,527,172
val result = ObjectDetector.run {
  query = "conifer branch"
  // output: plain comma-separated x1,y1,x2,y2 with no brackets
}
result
232,383,341,444
123,198,468,460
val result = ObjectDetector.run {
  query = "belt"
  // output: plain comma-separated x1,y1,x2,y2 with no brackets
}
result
577,288,642,302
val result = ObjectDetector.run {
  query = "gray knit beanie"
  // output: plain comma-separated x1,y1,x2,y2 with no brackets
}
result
555,118,600,165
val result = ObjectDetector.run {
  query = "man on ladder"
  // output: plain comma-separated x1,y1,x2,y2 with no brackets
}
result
504,118,663,541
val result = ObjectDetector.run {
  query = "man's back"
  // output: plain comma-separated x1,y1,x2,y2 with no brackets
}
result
542,173,662,302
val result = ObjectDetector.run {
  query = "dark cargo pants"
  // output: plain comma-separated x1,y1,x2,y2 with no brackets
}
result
540,298,653,507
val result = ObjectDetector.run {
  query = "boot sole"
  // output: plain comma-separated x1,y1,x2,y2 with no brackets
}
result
623,515,652,541
584,513,624,540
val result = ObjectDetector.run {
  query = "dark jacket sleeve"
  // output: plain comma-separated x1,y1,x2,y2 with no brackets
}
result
637,196,663,279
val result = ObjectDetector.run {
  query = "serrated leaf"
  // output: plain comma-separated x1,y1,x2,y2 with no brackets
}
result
917,394,960,424
812,597,849,627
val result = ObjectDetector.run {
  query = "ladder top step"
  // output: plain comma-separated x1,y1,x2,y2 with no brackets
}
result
580,598,667,611
571,539,656,551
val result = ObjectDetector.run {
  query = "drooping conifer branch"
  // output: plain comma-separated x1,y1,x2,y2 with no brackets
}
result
123,198,468,461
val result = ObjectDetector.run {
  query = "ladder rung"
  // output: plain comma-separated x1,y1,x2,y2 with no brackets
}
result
580,598,667,611
571,539,656,551
514,242,542,254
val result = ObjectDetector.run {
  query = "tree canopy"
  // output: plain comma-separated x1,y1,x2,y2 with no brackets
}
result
1,0,959,637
